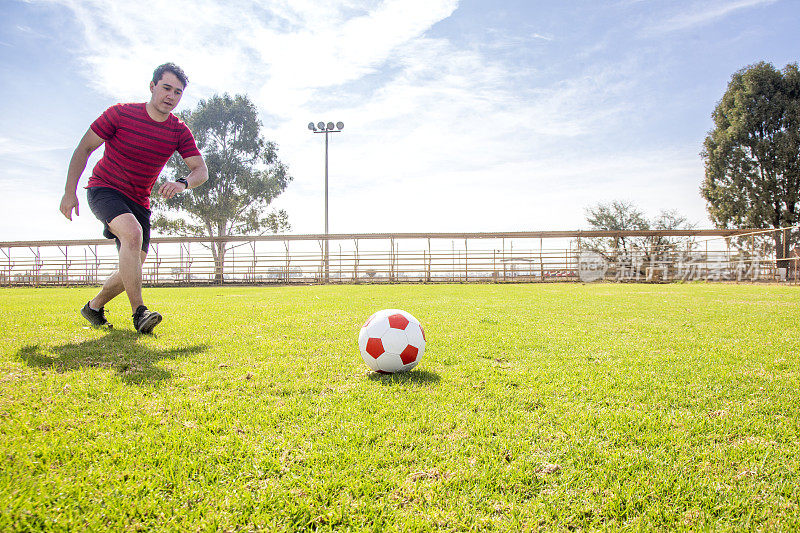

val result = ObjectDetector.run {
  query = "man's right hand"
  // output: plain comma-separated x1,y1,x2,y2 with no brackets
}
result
60,193,80,220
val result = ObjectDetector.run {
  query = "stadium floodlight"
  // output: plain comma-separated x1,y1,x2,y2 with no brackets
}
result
307,119,345,283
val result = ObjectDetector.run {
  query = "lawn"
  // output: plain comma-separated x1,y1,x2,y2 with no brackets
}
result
0,283,799,531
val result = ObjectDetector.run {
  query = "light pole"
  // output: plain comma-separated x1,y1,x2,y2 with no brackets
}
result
308,120,344,282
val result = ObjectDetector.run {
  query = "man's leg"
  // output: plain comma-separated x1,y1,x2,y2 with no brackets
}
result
89,249,147,310
102,213,146,312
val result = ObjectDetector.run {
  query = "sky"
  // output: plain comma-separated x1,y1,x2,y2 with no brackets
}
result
1,0,799,242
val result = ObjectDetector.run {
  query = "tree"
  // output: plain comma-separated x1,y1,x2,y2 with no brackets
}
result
584,200,650,257
700,62,800,266
152,94,291,282
582,200,694,262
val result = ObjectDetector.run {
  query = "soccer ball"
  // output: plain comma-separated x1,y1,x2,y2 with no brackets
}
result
358,309,426,373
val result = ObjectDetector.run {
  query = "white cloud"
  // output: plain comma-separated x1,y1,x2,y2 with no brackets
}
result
646,0,778,34
269,33,639,188
38,0,458,113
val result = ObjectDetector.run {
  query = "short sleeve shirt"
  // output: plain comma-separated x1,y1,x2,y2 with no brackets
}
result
86,103,201,209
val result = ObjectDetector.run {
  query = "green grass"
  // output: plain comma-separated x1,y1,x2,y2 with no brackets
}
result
1,283,799,531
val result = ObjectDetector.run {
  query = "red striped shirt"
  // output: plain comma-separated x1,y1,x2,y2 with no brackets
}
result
86,103,201,209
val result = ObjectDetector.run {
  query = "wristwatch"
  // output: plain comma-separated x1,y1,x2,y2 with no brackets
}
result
176,178,189,190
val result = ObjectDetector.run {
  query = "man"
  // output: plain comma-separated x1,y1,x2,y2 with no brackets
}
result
59,63,208,333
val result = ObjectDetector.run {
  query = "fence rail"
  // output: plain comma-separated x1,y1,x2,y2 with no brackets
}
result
1,229,798,286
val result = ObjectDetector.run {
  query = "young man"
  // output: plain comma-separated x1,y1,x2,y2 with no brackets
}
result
59,63,208,333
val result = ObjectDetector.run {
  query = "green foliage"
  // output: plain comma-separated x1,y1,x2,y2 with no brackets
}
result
152,94,292,280
700,62,800,259
585,200,651,233
2,284,799,530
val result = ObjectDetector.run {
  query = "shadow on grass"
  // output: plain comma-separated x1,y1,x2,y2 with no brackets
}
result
17,329,208,385
368,369,441,386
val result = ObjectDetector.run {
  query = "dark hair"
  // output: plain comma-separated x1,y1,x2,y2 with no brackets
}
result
152,63,189,88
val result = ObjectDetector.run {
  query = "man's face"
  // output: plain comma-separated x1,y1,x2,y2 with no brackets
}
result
149,71,184,115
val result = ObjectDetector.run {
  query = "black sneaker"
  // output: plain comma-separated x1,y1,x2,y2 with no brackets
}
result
81,301,112,328
133,305,162,334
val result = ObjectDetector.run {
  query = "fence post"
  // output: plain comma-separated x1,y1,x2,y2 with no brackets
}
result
782,227,788,280
337,243,342,282
250,241,257,282
539,238,543,281
151,243,159,284
284,240,290,283
2,248,10,286
502,238,506,281
464,238,468,282
28,247,41,287
390,237,395,282
90,245,98,285
58,246,68,286
353,239,359,283
427,238,431,282
510,240,514,280
318,239,325,283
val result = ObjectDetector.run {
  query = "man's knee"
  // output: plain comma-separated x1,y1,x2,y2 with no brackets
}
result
109,214,143,249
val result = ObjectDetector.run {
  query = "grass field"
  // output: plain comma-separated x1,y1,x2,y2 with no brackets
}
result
1,283,799,531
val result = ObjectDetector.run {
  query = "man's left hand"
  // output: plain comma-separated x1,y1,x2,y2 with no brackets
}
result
158,180,188,199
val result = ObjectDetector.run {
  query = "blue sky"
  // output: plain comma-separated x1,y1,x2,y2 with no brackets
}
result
1,0,798,241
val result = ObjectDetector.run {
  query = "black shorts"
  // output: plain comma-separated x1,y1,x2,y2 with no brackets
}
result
86,187,151,252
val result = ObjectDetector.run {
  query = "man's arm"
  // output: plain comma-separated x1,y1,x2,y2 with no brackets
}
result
157,155,208,199
60,128,105,221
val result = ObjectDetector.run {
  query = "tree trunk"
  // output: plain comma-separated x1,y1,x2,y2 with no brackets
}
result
214,240,226,284
774,230,794,278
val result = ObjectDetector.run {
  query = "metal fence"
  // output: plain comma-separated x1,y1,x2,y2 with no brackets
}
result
1,228,798,286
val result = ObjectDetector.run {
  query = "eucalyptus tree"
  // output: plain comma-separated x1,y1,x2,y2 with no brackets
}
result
701,62,800,263
152,94,291,282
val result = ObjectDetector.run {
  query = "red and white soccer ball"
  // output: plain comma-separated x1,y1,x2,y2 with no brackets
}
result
358,309,426,373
